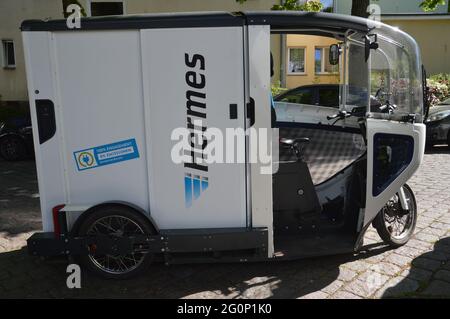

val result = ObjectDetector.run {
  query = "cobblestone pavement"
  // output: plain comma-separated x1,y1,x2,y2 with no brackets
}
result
0,148,449,299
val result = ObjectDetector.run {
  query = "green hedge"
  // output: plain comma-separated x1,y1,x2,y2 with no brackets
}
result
427,73,450,106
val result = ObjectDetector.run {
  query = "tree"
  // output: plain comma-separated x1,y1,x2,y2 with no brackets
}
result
271,0,323,11
419,0,448,12
237,0,449,14
350,0,370,17
235,0,323,12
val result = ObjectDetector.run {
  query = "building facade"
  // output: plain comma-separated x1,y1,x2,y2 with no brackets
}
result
0,0,62,102
335,0,450,76
1,0,449,103
1,0,281,103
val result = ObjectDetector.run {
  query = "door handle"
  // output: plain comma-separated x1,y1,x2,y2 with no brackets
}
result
229,104,238,119
35,99,56,144
247,97,255,127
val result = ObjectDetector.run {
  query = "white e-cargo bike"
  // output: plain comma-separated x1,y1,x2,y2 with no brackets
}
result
22,12,428,278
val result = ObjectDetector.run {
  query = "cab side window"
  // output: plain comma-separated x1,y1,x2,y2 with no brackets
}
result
279,88,314,105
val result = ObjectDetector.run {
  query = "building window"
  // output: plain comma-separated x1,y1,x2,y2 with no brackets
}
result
288,48,306,74
315,47,338,74
2,40,16,69
90,1,124,16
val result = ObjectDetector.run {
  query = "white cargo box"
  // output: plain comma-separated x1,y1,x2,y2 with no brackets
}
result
22,12,274,255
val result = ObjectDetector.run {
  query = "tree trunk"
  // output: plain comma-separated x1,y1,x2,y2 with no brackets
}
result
348,0,371,110
351,0,370,17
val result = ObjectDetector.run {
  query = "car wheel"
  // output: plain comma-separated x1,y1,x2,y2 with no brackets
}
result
0,136,27,161
76,205,156,279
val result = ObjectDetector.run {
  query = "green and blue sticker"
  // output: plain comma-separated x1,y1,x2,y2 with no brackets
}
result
74,138,139,171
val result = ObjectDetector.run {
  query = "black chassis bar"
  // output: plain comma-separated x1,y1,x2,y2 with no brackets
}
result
27,228,268,257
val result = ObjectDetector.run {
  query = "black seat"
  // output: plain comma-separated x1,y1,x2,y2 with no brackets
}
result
273,137,322,233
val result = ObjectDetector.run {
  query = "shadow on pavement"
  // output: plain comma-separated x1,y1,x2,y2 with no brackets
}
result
425,145,450,155
0,159,40,236
0,242,393,299
382,237,450,298
0,158,397,299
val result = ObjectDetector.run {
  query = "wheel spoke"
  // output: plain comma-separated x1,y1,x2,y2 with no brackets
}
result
87,215,148,275
116,257,128,271
96,220,117,233
381,188,415,241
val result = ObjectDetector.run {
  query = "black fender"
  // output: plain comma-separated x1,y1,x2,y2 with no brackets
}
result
69,201,159,236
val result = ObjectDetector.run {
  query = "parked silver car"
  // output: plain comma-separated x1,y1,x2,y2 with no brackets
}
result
274,84,380,128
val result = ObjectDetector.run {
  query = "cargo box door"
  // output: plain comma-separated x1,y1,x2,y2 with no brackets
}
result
142,27,248,229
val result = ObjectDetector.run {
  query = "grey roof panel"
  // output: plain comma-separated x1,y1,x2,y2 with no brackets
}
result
21,11,372,33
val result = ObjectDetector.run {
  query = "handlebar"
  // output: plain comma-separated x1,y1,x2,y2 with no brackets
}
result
327,110,352,123
379,103,397,114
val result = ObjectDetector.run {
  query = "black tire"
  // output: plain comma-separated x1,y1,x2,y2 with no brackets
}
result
76,204,156,279
373,184,417,247
0,136,27,161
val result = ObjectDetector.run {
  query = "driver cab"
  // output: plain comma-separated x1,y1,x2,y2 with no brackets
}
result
247,12,427,257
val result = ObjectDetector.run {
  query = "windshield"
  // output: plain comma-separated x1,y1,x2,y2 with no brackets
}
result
369,25,423,121
439,98,450,105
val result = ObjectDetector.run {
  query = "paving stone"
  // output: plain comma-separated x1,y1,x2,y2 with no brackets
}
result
383,254,413,268
422,250,450,262
320,280,344,295
421,280,450,297
342,279,377,298
375,277,420,298
336,267,358,282
414,232,441,244
331,290,363,299
434,270,450,283
342,260,372,273
429,222,450,231
364,231,380,241
342,271,390,298
412,257,444,272
369,262,402,276
0,269,11,281
405,239,433,251
298,291,328,299
399,268,433,282
434,240,450,253
363,252,390,264
421,227,448,238
394,246,424,259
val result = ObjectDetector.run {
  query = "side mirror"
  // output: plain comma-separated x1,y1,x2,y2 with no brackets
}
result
329,44,340,65
365,34,379,61
270,52,274,77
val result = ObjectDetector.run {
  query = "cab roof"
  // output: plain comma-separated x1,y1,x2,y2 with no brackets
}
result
21,11,372,34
